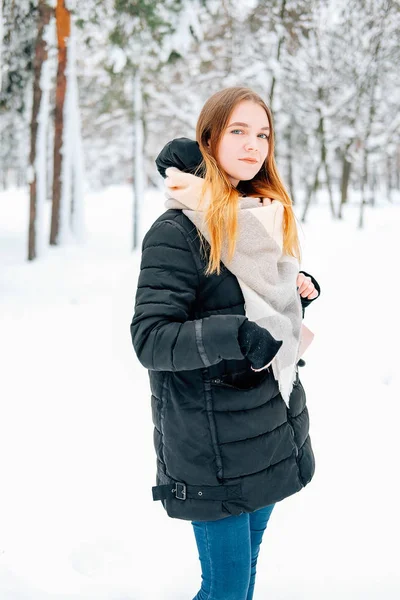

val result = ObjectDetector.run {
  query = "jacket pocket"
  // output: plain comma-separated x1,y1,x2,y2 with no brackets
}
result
210,368,279,412
211,367,271,390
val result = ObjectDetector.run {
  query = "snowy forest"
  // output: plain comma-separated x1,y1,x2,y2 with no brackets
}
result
1,0,399,260
1,2,400,599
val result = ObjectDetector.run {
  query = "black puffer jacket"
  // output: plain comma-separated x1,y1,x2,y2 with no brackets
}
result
130,143,321,522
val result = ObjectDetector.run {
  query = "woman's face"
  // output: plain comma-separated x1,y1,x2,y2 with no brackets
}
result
214,100,270,187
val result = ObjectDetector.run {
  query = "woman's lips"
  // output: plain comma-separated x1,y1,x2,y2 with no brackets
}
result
239,158,258,164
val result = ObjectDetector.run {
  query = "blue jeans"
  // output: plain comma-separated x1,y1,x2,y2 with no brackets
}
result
191,503,275,600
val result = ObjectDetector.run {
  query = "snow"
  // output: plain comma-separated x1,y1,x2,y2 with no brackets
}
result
108,47,127,74
0,184,399,599
163,0,205,58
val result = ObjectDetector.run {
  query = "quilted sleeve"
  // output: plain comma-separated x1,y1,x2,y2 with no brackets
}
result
130,219,248,371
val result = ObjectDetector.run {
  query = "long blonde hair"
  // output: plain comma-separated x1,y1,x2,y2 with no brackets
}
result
193,87,301,276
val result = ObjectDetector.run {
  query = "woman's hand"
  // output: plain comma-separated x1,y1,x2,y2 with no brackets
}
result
297,272,319,300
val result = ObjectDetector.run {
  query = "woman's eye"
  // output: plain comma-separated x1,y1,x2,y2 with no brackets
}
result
230,129,269,139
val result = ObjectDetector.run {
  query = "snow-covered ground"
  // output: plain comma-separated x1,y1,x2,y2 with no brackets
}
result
1,185,399,599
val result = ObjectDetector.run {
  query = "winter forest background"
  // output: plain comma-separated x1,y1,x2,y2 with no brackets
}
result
1,1,400,599
1,0,400,256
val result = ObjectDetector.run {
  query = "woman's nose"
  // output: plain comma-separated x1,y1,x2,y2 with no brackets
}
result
244,139,258,151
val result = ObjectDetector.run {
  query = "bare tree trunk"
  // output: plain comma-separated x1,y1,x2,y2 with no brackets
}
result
0,1,3,93
133,67,144,251
269,0,287,108
50,0,70,245
339,151,352,219
358,20,384,227
320,126,336,219
359,97,375,228
323,158,336,218
369,164,377,207
359,147,367,229
287,120,295,205
68,18,85,242
221,0,234,77
268,0,287,165
301,82,337,223
317,82,337,219
28,1,52,261
385,154,393,203
300,174,319,223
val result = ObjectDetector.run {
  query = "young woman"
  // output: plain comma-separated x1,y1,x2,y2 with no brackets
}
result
130,87,321,600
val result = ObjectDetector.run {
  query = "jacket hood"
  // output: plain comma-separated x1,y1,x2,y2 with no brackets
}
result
155,137,204,179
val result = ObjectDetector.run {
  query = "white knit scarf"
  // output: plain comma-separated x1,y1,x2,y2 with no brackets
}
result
164,168,302,406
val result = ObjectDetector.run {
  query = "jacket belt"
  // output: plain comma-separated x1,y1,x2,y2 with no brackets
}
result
152,481,242,502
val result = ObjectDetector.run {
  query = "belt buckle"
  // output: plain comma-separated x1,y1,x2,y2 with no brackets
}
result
173,482,186,500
